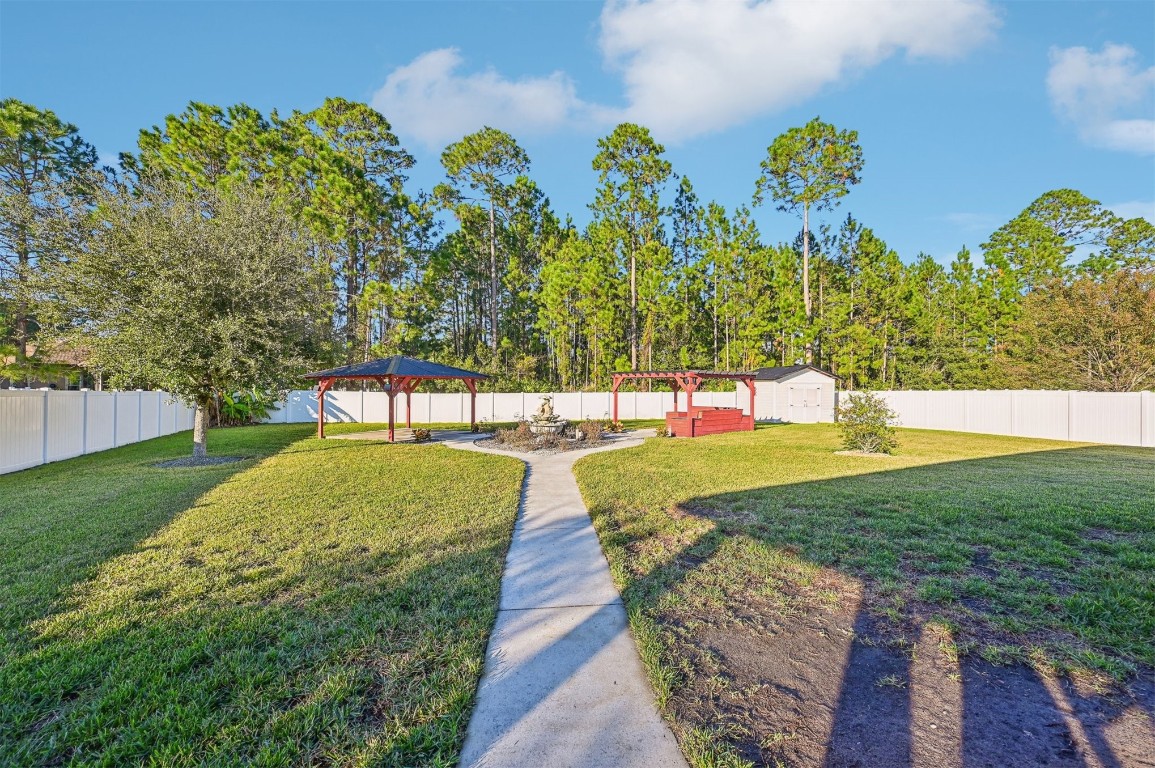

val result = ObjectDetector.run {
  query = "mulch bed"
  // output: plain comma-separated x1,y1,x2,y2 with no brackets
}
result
474,436,609,455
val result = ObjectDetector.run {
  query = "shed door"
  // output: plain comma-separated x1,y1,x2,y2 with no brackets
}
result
787,386,821,423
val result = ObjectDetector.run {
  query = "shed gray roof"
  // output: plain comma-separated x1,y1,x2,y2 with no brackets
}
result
753,365,838,381
304,356,489,380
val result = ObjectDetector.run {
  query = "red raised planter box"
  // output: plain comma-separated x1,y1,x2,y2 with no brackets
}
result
666,406,753,437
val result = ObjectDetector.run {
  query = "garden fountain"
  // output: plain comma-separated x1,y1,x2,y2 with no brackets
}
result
527,395,568,435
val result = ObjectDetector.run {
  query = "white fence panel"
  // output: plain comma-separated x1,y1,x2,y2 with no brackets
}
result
1143,392,1155,448
285,391,315,423
140,392,161,441
1,391,46,474
114,392,140,446
325,390,362,423
46,391,86,463
581,392,612,420
494,393,527,421
263,388,1155,449
86,393,116,453
857,389,1153,448
1,389,194,475
362,391,391,423
925,390,967,432
1070,392,1143,446
1011,391,1069,441
965,390,1012,436
428,393,463,423
548,393,580,420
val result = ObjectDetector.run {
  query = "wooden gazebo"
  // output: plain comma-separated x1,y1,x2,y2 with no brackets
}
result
611,370,757,438
304,356,488,442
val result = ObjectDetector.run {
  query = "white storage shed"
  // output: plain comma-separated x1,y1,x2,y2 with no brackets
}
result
735,365,839,423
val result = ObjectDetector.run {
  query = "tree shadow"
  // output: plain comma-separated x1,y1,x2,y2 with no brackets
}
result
0,432,520,765
586,444,1154,767
0,424,314,654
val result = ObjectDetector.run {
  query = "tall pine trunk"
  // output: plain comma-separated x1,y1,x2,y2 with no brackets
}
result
629,244,638,369
489,201,499,353
802,203,813,364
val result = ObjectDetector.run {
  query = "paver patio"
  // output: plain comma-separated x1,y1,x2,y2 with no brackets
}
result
440,431,686,768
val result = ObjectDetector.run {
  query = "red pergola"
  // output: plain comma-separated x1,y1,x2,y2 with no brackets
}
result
304,356,488,442
611,370,757,437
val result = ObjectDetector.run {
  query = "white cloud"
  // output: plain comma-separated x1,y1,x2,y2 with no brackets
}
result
1107,200,1155,223
372,1,998,147
1047,43,1155,155
371,48,590,148
598,0,999,140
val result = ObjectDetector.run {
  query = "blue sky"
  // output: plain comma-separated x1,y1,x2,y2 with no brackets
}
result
3,0,1153,263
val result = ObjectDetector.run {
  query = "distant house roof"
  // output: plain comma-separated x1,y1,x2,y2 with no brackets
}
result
753,365,839,381
304,355,489,380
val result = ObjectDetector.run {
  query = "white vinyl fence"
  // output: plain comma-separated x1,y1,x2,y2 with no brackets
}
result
266,389,745,426
5,388,1149,476
846,389,1155,448
273,388,1155,448
0,390,195,475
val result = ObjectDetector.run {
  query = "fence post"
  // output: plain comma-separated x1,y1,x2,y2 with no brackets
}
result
41,390,50,465
81,390,89,454
137,391,143,443
1065,391,1073,441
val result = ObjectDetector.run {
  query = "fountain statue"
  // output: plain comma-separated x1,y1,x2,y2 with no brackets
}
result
528,395,568,435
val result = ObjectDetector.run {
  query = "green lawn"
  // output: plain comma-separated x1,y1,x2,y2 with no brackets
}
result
574,424,1155,745
0,423,524,767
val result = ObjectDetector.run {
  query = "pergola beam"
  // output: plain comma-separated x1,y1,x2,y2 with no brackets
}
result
610,370,757,428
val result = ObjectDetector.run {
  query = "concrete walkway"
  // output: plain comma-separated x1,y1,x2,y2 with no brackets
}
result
440,431,687,768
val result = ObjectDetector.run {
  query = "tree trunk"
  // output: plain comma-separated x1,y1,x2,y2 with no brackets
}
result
489,200,499,353
192,400,211,458
345,233,360,363
802,204,813,364
630,244,638,370
712,265,719,369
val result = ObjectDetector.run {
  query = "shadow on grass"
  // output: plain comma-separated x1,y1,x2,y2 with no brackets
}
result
0,424,316,652
0,425,523,765
0,546,506,766
588,443,1155,767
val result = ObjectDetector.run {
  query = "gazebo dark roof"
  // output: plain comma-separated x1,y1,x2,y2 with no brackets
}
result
753,364,838,381
305,356,488,442
304,355,489,381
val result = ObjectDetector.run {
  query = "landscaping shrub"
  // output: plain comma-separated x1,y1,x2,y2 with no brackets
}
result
217,388,277,427
577,420,605,443
837,391,898,454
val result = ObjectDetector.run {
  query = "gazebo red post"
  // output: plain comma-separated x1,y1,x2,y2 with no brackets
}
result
744,376,756,430
464,378,478,430
673,373,701,436
386,374,397,443
611,374,622,423
316,378,334,438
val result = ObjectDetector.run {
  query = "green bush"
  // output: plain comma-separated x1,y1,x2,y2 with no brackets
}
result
218,388,277,426
836,392,898,454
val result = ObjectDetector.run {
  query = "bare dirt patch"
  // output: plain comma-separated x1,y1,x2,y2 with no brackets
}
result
665,598,1155,767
